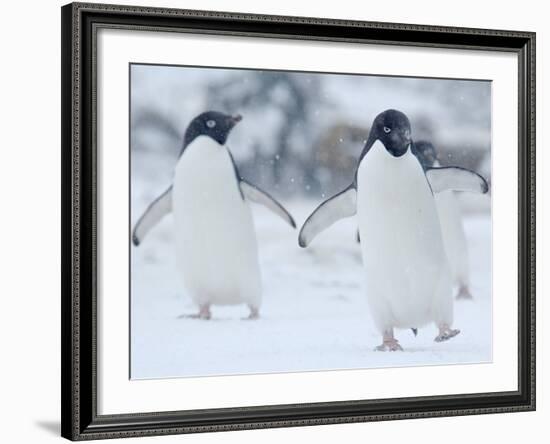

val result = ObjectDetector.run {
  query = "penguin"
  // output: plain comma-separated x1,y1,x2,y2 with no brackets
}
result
298,109,488,351
413,141,472,300
132,111,296,320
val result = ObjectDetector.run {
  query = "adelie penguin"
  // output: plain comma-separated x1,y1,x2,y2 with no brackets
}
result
298,109,488,351
413,141,473,300
132,111,296,320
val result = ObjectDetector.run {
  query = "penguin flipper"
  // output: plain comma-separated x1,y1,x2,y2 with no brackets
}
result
298,185,357,248
239,180,296,228
426,166,489,194
132,186,172,246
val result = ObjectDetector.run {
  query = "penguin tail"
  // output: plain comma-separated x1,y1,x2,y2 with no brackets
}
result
411,328,418,337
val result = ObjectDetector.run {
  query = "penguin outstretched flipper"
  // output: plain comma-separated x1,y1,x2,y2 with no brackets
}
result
239,180,296,229
426,167,489,194
298,185,357,248
132,186,172,246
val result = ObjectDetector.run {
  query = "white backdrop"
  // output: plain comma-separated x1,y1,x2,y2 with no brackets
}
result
99,29,516,414
0,0,545,443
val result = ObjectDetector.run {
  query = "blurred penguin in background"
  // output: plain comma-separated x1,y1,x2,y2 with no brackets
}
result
413,140,472,300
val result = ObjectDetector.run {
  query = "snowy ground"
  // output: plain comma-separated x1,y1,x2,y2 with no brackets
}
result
130,194,492,380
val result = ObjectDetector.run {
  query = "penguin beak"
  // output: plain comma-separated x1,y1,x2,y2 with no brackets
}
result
229,114,242,126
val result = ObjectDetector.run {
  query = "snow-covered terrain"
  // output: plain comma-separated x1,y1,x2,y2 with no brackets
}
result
130,193,491,380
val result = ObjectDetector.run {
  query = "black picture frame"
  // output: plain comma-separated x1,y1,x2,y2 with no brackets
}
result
61,2,536,440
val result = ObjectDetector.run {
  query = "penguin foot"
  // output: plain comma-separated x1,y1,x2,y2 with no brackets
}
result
374,339,403,352
456,285,473,300
178,312,212,320
243,306,260,320
178,305,211,320
435,325,460,342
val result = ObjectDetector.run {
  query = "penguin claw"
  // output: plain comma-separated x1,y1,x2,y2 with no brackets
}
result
374,341,403,352
178,305,211,320
434,328,460,342
178,312,211,320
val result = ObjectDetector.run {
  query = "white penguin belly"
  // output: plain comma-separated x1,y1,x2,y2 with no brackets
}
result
357,142,452,330
435,191,469,287
172,136,261,307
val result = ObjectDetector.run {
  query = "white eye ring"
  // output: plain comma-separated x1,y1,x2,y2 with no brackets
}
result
206,120,216,128
383,126,391,134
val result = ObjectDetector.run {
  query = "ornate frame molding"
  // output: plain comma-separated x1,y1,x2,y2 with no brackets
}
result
61,2,535,440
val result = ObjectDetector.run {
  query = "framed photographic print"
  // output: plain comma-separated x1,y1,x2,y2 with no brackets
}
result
61,2,536,440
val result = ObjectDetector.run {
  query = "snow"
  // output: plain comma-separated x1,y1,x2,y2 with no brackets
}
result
130,195,491,380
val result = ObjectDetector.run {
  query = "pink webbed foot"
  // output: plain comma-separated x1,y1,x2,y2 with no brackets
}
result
374,330,403,351
374,339,403,352
178,304,211,320
435,324,460,342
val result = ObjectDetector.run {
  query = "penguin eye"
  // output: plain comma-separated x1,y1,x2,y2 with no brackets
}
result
206,120,216,129
383,126,391,134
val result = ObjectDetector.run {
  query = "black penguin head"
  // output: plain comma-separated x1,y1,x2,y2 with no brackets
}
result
370,109,412,157
183,111,242,148
413,140,438,170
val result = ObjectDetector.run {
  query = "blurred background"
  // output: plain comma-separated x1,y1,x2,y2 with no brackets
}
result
130,64,491,200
